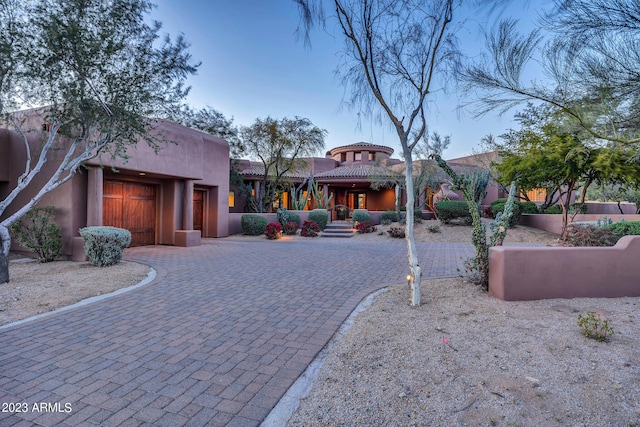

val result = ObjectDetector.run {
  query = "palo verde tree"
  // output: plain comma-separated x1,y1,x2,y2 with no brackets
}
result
239,116,326,213
0,0,198,283
463,0,640,147
491,104,640,239
296,0,459,306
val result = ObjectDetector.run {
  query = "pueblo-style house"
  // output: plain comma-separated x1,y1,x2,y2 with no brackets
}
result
232,142,502,218
1,117,230,260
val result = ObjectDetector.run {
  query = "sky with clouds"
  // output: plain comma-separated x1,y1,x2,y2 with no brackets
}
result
151,0,549,160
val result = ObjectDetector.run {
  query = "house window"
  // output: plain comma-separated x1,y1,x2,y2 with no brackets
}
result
228,191,235,207
354,152,362,161
340,153,346,162
369,152,375,161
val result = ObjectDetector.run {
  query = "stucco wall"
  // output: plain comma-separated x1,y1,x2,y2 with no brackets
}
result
520,214,640,235
489,236,640,301
1,115,230,256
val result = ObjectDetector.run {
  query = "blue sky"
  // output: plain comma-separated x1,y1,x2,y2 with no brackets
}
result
152,1,545,160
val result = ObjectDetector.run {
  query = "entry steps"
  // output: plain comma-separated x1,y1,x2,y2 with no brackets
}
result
321,222,355,238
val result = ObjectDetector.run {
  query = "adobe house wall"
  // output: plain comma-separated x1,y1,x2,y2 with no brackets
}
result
1,115,230,256
489,236,640,301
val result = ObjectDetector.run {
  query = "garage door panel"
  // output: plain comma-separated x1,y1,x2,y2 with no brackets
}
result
103,180,156,247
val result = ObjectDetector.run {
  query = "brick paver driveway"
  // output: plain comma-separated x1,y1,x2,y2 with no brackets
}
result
0,237,472,426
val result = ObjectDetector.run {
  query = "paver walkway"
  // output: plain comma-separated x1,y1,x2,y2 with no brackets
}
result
0,238,472,426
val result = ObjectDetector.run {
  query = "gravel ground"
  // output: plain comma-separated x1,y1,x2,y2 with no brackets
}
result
286,221,640,427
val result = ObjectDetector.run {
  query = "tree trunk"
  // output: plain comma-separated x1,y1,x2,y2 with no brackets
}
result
404,151,422,306
0,224,10,284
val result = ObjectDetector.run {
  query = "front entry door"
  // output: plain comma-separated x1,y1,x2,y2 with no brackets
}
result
193,190,205,232
347,192,367,211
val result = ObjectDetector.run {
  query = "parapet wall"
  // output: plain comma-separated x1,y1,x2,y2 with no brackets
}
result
488,236,640,301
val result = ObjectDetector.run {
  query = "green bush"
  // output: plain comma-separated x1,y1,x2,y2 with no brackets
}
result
606,221,640,238
352,211,371,225
520,201,540,214
543,204,563,214
79,226,131,267
241,214,268,235
491,200,522,227
308,210,328,230
381,211,398,224
436,201,472,225
9,206,62,262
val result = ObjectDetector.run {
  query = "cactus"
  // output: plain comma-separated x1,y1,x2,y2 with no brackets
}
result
433,154,516,290
290,178,313,210
311,180,334,209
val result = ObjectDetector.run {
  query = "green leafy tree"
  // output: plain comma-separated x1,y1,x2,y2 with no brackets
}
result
239,116,326,213
0,0,198,283
491,105,640,238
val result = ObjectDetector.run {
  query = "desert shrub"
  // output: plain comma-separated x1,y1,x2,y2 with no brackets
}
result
356,221,376,234
520,201,540,214
543,204,562,214
287,211,300,228
308,210,328,230
565,223,618,247
265,222,282,240
569,203,588,214
9,206,62,262
414,209,423,224
283,221,298,235
301,220,320,237
381,211,398,225
79,226,131,267
241,214,268,235
491,199,522,227
606,221,640,239
427,224,440,233
387,226,405,238
352,211,371,225
436,201,472,225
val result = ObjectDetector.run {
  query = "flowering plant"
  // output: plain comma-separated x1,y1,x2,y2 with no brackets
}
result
355,221,376,234
577,312,614,342
265,222,282,240
301,220,320,237
283,221,298,235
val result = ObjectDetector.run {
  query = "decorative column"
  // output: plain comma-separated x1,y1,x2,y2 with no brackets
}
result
183,179,194,230
86,167,104,226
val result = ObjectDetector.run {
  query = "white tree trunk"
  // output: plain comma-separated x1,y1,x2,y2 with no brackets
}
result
404,152,422,306
0,224,10,284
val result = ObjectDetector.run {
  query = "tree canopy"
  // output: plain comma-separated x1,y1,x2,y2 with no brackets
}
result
0,0,198,282
239,116,326,213
463,0,640,146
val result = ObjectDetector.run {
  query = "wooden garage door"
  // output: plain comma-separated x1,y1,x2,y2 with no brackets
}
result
103,180,157,246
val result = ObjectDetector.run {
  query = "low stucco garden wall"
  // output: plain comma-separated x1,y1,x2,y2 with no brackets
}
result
519,213,640,235
488,235,640,301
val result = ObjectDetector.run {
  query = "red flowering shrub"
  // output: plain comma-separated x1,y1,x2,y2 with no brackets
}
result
301,220,320,237
356,221,376,234
283,221,298,235
387,226,405,238
265,222,282,240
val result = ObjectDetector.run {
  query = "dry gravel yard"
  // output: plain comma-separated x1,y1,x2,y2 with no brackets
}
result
2,221,639,426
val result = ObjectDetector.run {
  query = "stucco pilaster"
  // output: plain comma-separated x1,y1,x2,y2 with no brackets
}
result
183,179,194,230
87,167,103,226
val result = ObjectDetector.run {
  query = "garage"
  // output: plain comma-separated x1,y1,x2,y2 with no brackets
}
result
103,180,157,246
